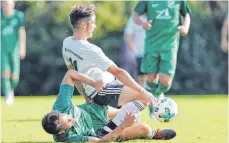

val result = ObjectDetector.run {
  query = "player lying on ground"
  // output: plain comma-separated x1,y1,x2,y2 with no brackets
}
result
42,70,176,142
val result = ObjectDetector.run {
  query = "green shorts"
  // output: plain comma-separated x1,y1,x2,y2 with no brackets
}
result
78,103,109,133
141,49,178,76
1,47,20,75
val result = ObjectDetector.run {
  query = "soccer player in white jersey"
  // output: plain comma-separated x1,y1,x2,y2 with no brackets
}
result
62,5,157,111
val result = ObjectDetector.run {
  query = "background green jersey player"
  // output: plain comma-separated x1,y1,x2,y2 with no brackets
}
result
133,0,191,117
1,0,26,105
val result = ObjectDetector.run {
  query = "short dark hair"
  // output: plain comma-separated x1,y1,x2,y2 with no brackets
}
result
69,5,95,29
42,111,61,134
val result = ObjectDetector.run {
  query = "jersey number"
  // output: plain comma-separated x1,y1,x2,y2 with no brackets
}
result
156,8,171,19
69,57,78,71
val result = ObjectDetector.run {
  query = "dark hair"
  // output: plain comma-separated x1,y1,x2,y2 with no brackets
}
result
69,5,95,29
42,111,61,134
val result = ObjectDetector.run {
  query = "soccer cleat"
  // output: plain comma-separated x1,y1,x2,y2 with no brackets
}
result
152,129,176,140
5,90,14,105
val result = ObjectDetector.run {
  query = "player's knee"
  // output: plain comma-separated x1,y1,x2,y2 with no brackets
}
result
160,80,172,87
1,71,10,78
160,77,172,87
11,74,19,80
159,74,173,86
138,123,152,135
147,74,158,82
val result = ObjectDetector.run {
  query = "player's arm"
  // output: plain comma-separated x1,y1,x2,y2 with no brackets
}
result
53,70,103,112
178,13,190,36
124,34,135,52
221,16,228,52
90,49,156,105
66,64,91,103
133,1,152,30
179,1,191,36
19,26,26,60
67,124,127,143
133,12,152,30
18,11,26,60
107,64,144,93
64,112,135,142
62,70,103,92
124,18,135,52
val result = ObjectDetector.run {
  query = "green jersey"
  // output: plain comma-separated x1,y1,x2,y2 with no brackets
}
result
134,1,191,52
1,10,25,53
52,84,108,142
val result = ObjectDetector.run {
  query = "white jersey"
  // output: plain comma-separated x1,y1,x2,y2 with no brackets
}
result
84,68,115,98
62,37,115,97
124,15,146,57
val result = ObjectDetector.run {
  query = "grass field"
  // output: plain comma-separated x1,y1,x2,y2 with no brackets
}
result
1,95,228,143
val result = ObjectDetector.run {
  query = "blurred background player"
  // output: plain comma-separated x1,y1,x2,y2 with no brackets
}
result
124,14,147,87
220,15,228,53
1,0,26,105
133,1,191,117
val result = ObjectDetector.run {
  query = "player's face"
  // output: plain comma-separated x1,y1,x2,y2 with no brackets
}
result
86,15,96,38
2,0,15,11
58,113,75,130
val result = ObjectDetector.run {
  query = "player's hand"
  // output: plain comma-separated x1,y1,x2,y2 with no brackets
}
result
122,112,136,128
221,39,228,53
20,49,26,60
142,20,153,30
141,90,158,107
145,91,158,107
94,79,104,92
178,25,189,36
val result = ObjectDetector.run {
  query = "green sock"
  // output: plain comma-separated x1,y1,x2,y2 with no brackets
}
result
155,82,172,97
1,77,11,96
11,78,19,89
145,80,158,115
145,80,158,95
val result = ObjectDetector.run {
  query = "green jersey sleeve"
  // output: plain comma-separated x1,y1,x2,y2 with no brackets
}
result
53,84,74,112
17,10,25,28
134,1,147,15
180,1,191,17
54,134,88,142
67,135,89,142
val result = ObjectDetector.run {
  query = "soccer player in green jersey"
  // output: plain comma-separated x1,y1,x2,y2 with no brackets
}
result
42,69,176,142
1,0,26,105
133,1,191,117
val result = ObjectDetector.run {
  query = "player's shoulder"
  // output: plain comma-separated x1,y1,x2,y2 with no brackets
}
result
63,37,87,46
63,36,72,43
63,37,93,51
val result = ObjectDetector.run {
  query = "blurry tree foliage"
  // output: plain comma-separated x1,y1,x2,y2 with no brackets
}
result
11,1,227,96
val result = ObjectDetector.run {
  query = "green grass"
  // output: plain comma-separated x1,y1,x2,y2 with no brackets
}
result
1,95,228,143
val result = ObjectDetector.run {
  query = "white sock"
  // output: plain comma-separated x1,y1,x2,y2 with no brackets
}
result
103,100,145,133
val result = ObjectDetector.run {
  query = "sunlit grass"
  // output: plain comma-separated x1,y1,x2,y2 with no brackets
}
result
1,95,228,143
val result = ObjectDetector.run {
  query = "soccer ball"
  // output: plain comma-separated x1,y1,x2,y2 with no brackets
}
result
152,97,178,122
